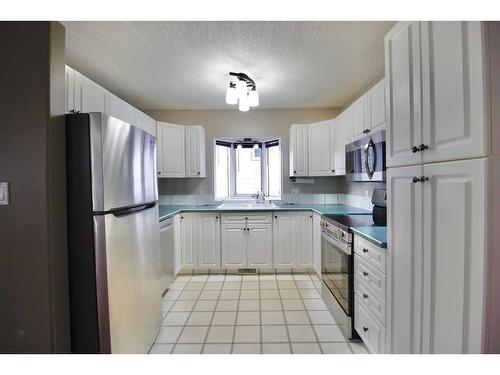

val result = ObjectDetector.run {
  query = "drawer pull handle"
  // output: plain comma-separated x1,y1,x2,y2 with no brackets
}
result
363,294,368,299
363,327,369,332
362,248,369,253
362,272,369,277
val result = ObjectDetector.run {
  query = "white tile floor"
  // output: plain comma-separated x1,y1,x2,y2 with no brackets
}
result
150,273,369,354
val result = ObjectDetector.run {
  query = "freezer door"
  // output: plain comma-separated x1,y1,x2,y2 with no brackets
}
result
94,204,162,353
90,113,158,212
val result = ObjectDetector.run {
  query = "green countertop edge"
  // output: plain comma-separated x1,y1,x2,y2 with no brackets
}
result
351,226,387,249
158,204,371,222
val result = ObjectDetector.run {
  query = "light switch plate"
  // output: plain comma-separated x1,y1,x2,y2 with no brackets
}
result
0,182,9,205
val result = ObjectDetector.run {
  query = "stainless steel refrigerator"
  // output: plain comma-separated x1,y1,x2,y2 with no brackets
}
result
66,113,162,353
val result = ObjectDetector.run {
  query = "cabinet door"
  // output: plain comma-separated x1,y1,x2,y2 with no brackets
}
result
352,96,368,140
65,65,75,113
108,94,134,125
197,213,221,268
295,213,313,267
312,212,322,275
173,214,182,274
74,71,108,114
221,224,246,267
368,79,387,134
308,120,333,176
180,214,197,268
134,109,156,136
333,110,350,176
385,22,423,167
272,213,296,268
421,158,487,353
185,126,206,178
421,22,489,164
289,124,309,177
386,164,423,354
157,122,185,178
246,224,273,268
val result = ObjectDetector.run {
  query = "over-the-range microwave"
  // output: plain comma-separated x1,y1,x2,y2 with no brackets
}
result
345,130,386,182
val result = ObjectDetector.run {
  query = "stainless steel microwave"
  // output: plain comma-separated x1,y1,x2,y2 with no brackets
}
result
345,130,386,182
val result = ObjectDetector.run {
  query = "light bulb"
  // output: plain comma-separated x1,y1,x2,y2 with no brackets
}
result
225,83,237,105
236,80,247,100
239,93,249,112
248,89,259,107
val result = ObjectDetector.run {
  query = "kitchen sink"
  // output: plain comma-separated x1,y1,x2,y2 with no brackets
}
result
217,202,277,210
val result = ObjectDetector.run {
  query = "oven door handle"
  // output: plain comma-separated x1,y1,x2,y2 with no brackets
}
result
321,230,352,255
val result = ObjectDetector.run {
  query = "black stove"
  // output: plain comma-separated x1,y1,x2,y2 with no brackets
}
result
322,214,376,232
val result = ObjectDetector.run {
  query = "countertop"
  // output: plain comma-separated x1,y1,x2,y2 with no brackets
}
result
351,226,387,248
158,203,370,222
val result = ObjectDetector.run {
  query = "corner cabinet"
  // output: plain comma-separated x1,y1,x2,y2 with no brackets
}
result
385,21,489,168
289,124,309,177
157,122,186,178
386,158,487,353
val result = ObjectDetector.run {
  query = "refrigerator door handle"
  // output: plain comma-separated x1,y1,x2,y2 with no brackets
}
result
95,201,157,218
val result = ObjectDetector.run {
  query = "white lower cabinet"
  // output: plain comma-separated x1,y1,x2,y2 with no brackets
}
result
355,295,386,354
272,212,313,269
221,213,273,268
173,214,182,274
387,158,487,353
312,212,322,274
181,212,221,269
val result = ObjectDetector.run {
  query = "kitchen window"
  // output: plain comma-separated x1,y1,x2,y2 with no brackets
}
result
214,138,281,201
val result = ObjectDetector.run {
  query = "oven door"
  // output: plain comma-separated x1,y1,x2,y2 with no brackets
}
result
320,227,356,339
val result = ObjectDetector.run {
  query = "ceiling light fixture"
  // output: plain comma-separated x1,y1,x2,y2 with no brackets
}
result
225,72,259,111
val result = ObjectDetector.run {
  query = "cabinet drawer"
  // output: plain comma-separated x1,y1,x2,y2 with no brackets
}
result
355,295,386,353
355,276,386,325
354,236,386,273
354,254,386,301
221,212,272,224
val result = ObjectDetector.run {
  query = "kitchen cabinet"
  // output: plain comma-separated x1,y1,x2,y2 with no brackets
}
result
386,158,487,353
157,122,186,178
312,212,322,275
197,213,221,268
289,124,309,177
273,212,313,269
73,70,109,114
368,79,387,134
221,213,273,268
332,109,351,176
108,93,134,125
385,21,489,168
308,120,334,176
173,214,182,275
133,109,157,137
185,125,206,178
180,213,197,268
273,213,295,268
352,95,368,140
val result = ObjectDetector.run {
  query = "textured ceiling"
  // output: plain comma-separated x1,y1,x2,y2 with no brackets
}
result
62,21,395,110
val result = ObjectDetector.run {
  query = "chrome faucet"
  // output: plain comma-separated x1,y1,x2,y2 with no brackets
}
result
254,191,266,204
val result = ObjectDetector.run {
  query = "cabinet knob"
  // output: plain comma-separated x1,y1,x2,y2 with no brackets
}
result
215,216,218,219
419,144,429,151
363,293,368,299
411,146,420,153
363,327,369,332
412,176,420,183
331,169,335,173
197,171,200,175
181,216,184,219
294,171,297,174
158,171,161,175
245,217,248,220
362,272,368,277
362,248,369,253
274,215,278,219
420,176,429,182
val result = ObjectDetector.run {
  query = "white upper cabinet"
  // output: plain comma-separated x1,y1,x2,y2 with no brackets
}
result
157,122,186,178
385,21,423,168
385,21,489,168
185,126,206,178
332,109,351,176
197,213,221,268
352,95,368,140
65,65,75,113
289,124,309,177
308,120,334,176
73,70,109,114
368,79,387,134
420,21,489,163
108,93,134,125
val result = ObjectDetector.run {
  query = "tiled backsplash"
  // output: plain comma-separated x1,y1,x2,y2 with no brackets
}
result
158,193,374,211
